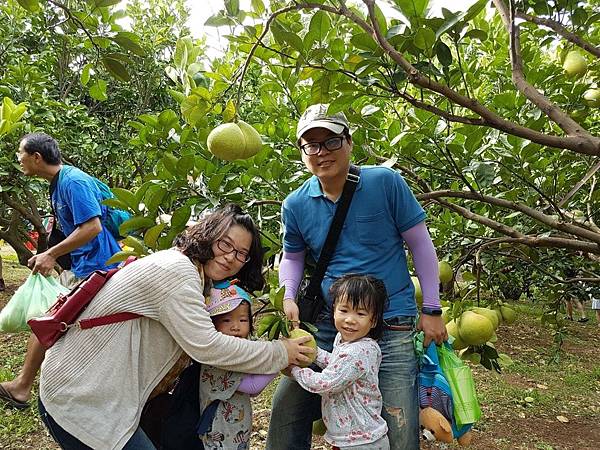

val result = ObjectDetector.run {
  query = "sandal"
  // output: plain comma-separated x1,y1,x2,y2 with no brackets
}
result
577,317,589,323
0,384,30,410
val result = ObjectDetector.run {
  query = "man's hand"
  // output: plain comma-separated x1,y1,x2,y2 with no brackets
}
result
283,298,300,330
417,314,447,347
27,251,57,276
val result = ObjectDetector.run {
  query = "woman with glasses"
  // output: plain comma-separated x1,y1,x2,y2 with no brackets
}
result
37,204,314,450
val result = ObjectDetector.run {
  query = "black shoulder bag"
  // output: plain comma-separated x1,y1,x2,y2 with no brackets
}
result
297,165,360,324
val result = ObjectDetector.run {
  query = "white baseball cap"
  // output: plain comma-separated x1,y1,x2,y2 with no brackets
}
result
296,104,350,140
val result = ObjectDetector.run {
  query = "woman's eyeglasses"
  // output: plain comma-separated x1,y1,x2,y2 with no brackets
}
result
299,135,345,156
216,239,251,263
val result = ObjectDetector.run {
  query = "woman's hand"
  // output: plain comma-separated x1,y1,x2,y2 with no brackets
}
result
283,298,300,330
281,334,314,366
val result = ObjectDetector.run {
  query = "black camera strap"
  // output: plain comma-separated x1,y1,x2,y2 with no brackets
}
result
304,165,360,300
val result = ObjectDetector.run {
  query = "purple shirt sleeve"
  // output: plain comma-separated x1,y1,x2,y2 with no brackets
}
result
401,222,441,309
236,373,277,396
279,250,305,300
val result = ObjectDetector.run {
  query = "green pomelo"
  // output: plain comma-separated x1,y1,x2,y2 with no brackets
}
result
439,261,453,284
411,276,422,307
207,123,246,161
563,51,588,76
446,319,468,350
237,120,263,157
457,311,494,346
500,305,517,324
583,89,600,107
289,328,317,368
472,307,499,330
312,419,327,436
492,307,503,324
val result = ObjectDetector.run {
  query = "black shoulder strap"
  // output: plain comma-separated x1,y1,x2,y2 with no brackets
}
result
305,165,360,298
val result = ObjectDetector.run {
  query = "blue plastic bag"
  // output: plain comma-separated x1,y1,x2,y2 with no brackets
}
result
0,274,70,332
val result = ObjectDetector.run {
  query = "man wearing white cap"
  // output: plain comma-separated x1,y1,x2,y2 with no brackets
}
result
266,104,447,449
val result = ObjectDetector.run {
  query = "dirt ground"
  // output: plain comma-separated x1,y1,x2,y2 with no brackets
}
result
1,246,600,449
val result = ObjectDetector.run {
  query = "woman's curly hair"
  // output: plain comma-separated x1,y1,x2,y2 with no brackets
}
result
175,204,265,292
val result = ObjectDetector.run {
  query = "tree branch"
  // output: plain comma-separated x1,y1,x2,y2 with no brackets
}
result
357,0,600,155
418,190,600,245
47,0,101,59
516,11,600,59
492,0,588,137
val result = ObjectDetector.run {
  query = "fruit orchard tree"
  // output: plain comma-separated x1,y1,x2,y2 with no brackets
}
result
0,0,186,264
142,0,600,325
3,0,600,327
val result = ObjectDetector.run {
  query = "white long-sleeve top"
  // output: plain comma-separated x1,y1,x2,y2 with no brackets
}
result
291,333,388,447
40,249,288,450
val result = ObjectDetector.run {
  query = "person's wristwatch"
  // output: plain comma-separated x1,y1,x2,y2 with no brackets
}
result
421,307,443,316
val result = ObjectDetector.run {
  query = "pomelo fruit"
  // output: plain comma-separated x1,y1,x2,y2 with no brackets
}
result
583,89,600,107
411,276,422,307
492,307,503,324
563,51,587,77
207,120,263,161
439,261,453,284
472,307,499,330
457,311,494,345
237,120,263,156
446,319,468,350
312,419,327,436
289,328,317,368
500,305,517,324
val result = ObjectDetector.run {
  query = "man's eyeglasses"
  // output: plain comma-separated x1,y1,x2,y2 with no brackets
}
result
216,239,251,263
299,135,345,156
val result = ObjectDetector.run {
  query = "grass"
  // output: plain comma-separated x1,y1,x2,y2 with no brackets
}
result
1,245,599,449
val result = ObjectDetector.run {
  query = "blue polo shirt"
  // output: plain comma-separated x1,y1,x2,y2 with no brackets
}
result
52,166,120,278
282,166,426,319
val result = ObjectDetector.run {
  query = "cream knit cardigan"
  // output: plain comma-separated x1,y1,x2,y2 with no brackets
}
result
39,249,288,450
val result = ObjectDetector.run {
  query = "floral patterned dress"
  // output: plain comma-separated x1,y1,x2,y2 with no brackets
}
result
198,366,251,450
291,333,388,448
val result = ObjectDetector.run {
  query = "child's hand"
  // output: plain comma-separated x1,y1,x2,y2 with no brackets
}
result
280,365,294,377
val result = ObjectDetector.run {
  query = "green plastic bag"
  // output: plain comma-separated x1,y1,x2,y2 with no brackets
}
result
437,341,481,426
0,274,70,333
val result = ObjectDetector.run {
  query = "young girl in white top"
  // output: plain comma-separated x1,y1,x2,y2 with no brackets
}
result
291,274,390,450
199,280,277,449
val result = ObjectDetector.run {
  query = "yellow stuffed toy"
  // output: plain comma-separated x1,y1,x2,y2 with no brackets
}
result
420,407,473,446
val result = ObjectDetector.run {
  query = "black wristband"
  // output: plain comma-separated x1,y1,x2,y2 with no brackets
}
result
421,307,443,316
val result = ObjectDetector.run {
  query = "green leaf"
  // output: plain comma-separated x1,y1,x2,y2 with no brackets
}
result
167,89,185,104
171,205,191,230
251,0,265,15
223,100,236,122
94,0,121,7
414,27,436,53
463,29,487,42
119,216,156,236
393,0,430,19
309,11,331,41
143,223,166,249
102,56,131,82
16,0,40,12
122,235,146,254
101,198,129,211
80,63,92,86
105,250,138,266
176,154,195,177
435,41,452,66
111,187,139,212
89,80,108,101
302,322,319,334
111,34,145,57
225,0,240,16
